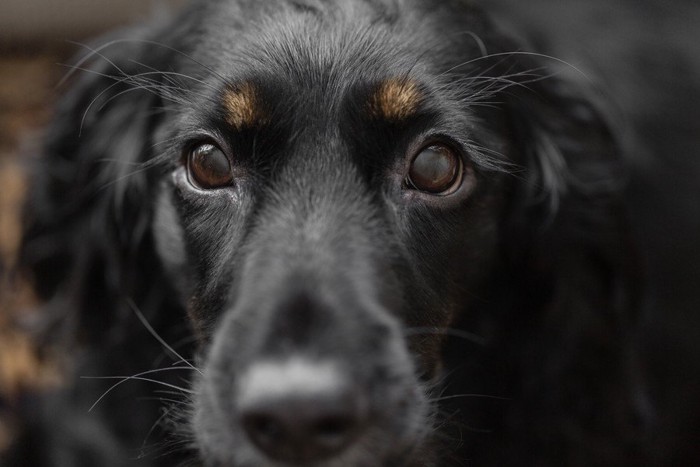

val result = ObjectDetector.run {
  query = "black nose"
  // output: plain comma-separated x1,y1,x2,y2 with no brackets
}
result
238,364,366,463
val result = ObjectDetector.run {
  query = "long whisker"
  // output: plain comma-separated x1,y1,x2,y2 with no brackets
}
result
95,157,162,193
83,367,196,412
96,82,189,112
434,393,511,402
462,31,489,57
126,38,229,82
68,38,228,83
57,64,188,135
58,39,132,88
437,50,589,81
127,59,220,92
139,403,182,457
127,299,203,376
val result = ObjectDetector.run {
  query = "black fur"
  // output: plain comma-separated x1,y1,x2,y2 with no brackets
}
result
10,0,699,466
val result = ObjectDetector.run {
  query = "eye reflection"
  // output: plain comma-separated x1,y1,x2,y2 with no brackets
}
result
407,145,462,194
187,143,234,189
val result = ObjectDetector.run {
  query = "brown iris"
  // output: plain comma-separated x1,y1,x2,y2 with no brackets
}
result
187,143,233,189
407,144,462,194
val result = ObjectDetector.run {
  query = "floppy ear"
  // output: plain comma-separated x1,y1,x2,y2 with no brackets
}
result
508,71,638,331
492,64,647,457
20,25,181,347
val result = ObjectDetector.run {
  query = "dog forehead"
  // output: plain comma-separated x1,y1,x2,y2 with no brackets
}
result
187,0,446,125
217,75,424,132
368,78,423,121
222,82,266,130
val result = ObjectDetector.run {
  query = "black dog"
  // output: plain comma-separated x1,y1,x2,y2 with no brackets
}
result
11,0,700,466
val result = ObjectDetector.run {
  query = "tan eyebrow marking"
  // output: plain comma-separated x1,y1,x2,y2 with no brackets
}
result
222,82,265,129
369,78,422,121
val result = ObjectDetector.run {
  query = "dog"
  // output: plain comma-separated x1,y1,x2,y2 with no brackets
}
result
9,0,700,466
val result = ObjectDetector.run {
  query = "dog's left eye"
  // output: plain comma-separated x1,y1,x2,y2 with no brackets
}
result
187,143,234,189
406,144,462,195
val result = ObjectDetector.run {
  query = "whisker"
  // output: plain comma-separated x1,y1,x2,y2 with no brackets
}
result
136,396,189,405
61,59,212,132
153,335,199,368
58,64,185,135
127,59,220,92
127,299,203,376
58,39,130,88
149,134,183,151
456,71,554,103
95,160,157,193
126,38,229,82
96,82,191,113
153,389,195,398
434,393,511,402
117,71,214,101
67,38,228,83
456,54,524,87
139,403,183,457
462,31,488,57
83,368,196,412
437,50,589,81
69,41,135,85
57,65,132,136
151,438,197,461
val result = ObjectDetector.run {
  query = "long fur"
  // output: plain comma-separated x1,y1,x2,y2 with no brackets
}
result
9,0,696,465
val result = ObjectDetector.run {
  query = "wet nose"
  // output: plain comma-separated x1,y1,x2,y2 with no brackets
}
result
237,358,367,463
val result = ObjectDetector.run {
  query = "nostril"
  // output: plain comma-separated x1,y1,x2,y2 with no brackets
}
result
241,413,285,448
313,415,357,446
315,415,353,438
241,404,363,462
239,395,365,463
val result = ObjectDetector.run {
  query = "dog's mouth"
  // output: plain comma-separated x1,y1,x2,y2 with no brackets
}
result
192,313,434,467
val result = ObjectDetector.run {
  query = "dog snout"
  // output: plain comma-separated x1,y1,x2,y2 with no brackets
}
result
237,359,368,463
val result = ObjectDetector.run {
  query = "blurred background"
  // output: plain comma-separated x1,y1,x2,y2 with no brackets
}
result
0,0,185,453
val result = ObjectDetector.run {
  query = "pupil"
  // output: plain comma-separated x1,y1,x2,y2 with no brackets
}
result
410,146,457,193
190,144,232,188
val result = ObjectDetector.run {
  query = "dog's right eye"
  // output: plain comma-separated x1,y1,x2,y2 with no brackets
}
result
187,143,234,189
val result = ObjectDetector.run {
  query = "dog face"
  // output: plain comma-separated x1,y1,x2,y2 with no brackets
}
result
151,5,511,464
20,0,640,466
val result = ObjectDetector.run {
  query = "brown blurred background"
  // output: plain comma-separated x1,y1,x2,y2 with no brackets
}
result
0,0,184,452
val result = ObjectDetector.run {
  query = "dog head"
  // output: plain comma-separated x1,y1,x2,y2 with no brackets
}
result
21,0,639,465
